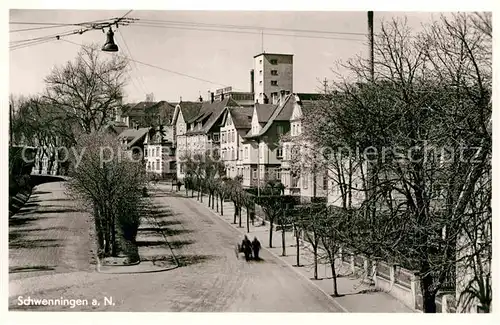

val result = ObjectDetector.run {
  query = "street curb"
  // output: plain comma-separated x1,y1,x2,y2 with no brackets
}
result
184,192,350,313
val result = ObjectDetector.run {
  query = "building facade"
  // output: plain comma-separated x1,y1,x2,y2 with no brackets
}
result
253,53,293,104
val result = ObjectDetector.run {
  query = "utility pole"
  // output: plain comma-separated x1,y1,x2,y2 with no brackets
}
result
323,78,328,94
368,11,375,82
9,103,13,146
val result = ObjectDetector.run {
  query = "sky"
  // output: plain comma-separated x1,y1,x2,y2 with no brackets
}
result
10,10,451,103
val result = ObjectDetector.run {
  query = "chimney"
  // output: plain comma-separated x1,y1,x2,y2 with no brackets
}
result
272,93,278,105
280,89,286,103
207,90,211,102
250,69,255,93
199,95,203,102
211,92,215,103
221,93,224,101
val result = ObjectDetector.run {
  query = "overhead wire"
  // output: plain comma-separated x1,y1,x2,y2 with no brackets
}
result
134,18,368,37
115,30,148,95
61,38,238,89
131,22,366,42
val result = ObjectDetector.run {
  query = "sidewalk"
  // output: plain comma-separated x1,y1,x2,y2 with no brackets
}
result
171,187,415,313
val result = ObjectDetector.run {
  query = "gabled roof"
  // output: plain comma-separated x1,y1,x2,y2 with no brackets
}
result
185,97,239,135
118,127,151,148
245,93,323,139
255,103,277,123
178,101,203,122
105,121,129,135
229,107,253,129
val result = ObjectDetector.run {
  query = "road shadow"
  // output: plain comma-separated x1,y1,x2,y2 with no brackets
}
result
175,254,218,267
168,239,195,249
9,265,56,273
9,238,62,249
17,208,82,215
136,240,168,247
138,227,194,236
148,209,179,219
9,216,54,227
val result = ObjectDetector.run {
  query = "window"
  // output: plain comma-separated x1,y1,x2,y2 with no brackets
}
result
239,148,243,160
259,70,262,75
147,161,151,170
156,160,160,171
222,132,226,143
276,146,283,158
271,80,278,86
180,163,185,173
323,175,329,190
276,169,281,181
145,147,148,157
259,59,263,64
252,168,258,180
302,173,308,189
244,147,248,159
277,125,284,135
270,59,278,65
271,70,278,76
213,133,220,142
156,147,160,157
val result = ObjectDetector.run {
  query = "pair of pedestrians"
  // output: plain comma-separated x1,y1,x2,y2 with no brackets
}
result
239,236,261,261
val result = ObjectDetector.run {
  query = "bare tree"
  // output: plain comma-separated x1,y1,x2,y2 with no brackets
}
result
302,14,491,313
43,43,128,134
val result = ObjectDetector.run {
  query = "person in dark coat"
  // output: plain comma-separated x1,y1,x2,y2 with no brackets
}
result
242,236,252,261
252,237,261,260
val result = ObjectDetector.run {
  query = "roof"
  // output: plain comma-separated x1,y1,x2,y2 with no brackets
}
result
229,107,253,129
118,127,151,148
253,52,294,58
184,97,239,135
122,101,177,126
246,93,323,139
105,121,129,135
178,101,203,122
255,103,277,123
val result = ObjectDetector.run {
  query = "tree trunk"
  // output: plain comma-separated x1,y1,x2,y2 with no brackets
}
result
269,219,274,248
281,227,286,256
200,187,203,202
246,208,250,233
111,209,116,256
313,245,318,279
331,262,340,296
295,226,301,266
239,207,242,227
421,274,437,313
216,194,219,212
233,202,237,224
191,188,194,198
220,197,224,215
212,194,215,209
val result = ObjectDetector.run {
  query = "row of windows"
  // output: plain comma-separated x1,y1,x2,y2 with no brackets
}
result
259,59,278,65
221,129,238,143
147,160,162,171
259,80,279,86
144,146,162,157
258,69,278,76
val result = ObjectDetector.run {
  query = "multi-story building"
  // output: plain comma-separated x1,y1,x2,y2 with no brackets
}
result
242,90,295,188
143,126,176,178
253,53,293,104
174,95,239,180
220,106,253,178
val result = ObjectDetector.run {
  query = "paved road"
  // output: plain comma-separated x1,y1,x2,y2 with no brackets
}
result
9,182,341,312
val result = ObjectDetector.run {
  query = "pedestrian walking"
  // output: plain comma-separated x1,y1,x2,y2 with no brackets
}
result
252,237,261,260
242,236,252,261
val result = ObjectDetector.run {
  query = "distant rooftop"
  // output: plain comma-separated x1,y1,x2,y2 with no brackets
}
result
253,52,294,58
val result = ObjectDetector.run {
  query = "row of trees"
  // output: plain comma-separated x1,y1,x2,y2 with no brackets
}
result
291,13,491,313
11,44,149,262
179,152,351,297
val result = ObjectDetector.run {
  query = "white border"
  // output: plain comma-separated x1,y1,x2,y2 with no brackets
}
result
2,1,498,325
